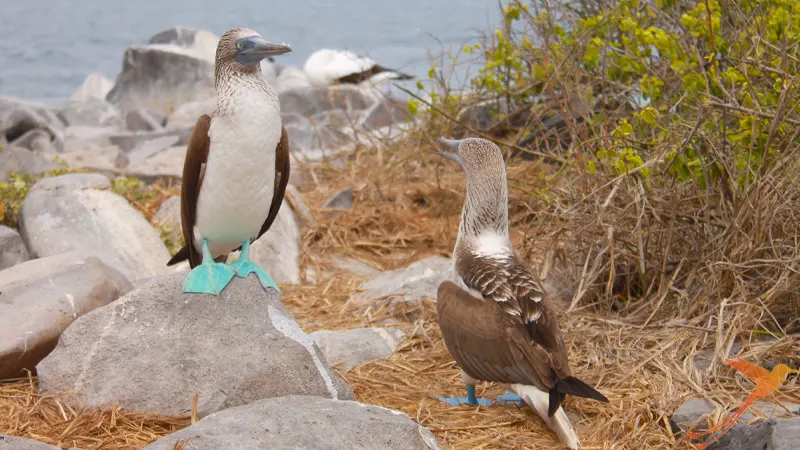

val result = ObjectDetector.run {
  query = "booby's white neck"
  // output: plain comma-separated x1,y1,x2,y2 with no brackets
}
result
453,172,512,263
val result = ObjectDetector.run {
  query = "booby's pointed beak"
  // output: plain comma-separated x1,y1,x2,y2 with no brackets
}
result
435,137,464,171
235,36,292,67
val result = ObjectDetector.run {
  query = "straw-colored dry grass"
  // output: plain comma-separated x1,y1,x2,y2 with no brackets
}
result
2,140,799,449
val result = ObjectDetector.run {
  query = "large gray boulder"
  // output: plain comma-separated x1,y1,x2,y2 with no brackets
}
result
0,225,30,270
351,256,451,311
0,435,78,450
0,146,60,182
18,173,171,281
311,327,409,371
148,26,219,62
142,396,441,450
0,252,132,379
106,45,215,114
36,273,353,417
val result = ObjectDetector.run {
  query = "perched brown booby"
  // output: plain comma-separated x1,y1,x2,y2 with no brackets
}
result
303,49,413,87
166,28,292,295
434,137,608,449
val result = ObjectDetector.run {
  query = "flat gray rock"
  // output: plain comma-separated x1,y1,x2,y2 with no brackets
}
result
352,256,451,310
0,225,30,270
125,108,165,132
69,73,114,102
0,146,61,182
54,146,128,173
311,327,409,371
0,252,131,379
18,173,171,281
0,435,77,450
124,145,185,179
110,128,188,153
142,396,441,450
165,98,215,130
36,273,352,417
106,44,215,114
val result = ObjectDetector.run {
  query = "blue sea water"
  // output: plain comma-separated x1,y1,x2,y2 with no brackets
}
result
0,0,500,104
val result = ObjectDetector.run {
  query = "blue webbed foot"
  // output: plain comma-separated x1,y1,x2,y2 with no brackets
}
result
436,384,493,406
436,395,494,406
496,391,526,406
229,239,280,293
183,239,235,295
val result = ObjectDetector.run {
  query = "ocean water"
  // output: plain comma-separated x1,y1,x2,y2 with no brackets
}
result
0,0,499,104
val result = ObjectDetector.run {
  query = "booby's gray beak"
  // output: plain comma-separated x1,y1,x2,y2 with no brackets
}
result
435,137,464,171
235,36,292,67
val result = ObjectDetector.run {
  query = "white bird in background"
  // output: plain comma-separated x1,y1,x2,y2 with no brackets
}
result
303,49,414,88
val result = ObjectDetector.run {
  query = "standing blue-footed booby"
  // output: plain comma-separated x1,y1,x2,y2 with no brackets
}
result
166,28,292,295
434,137,608,450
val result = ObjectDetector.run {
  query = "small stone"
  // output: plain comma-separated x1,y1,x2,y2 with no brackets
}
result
0,252,132,379
125,108,166,131
141,396,442,450
0,225,30,270
18,173,171,281
153,196,181,245
311,327,409,371
36,274,353,417
321,188,354,217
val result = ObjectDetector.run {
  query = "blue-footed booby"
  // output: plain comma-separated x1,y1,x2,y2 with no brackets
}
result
166,28,292,295
434,137,608,449
303,49,413,87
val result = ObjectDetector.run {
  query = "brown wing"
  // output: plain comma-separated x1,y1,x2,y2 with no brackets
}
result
166,115,210,268
455,254,572,378
436,280,558,392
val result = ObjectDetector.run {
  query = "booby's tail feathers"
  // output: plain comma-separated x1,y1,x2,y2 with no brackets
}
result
167,246,189,266
556,376,609,404
511,383,580,450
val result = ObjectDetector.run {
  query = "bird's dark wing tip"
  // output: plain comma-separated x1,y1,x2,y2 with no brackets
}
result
166,246,189,266
557,376,609,403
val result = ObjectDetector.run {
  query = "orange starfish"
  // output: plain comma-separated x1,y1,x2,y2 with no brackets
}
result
689,357,799,449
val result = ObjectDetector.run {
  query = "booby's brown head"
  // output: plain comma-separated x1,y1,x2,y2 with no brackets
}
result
436,137,509,237
436,137,506,181
215,28,291,71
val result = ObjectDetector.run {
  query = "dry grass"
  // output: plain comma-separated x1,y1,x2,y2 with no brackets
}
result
2,136,799,448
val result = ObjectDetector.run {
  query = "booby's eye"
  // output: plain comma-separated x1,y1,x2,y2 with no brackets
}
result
236,41,244,50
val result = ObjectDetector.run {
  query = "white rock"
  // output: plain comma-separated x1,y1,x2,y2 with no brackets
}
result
311,327,409,371
18,173,171,281
69,73,115,102
0,252,132,379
